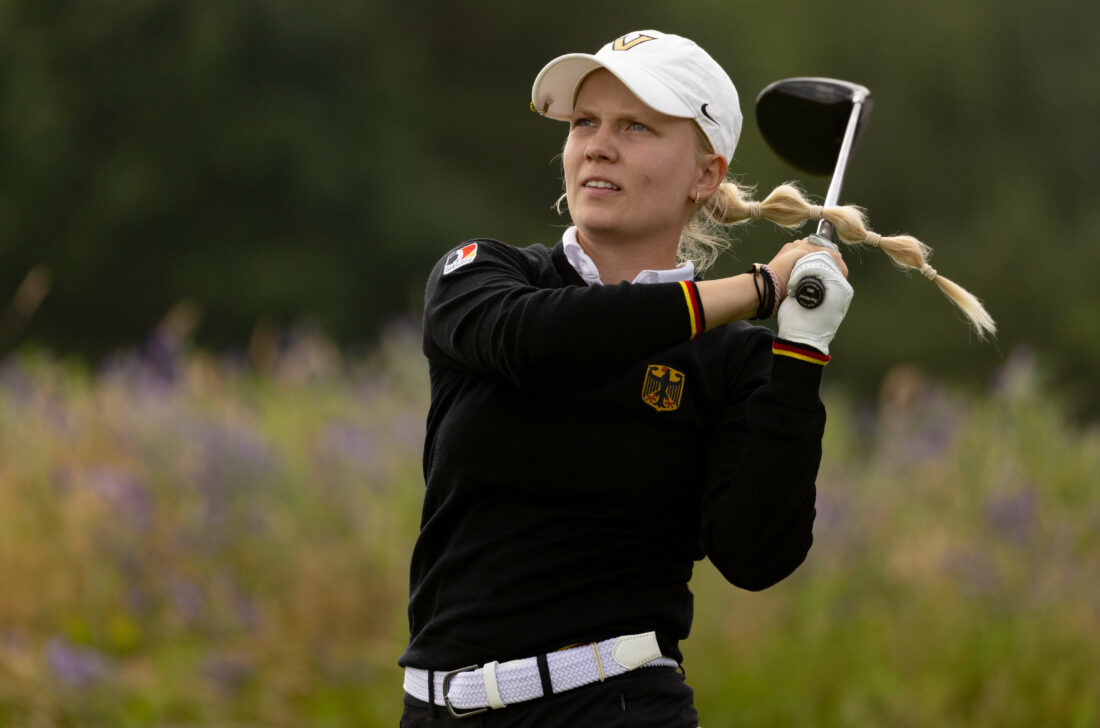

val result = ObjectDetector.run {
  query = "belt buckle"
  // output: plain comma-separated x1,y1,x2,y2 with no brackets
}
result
442,664,488,719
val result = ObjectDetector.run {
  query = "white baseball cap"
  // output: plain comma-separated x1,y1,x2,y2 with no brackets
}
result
531,30,742,163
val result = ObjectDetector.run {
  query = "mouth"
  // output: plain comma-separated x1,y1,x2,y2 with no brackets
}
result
583,178,621,191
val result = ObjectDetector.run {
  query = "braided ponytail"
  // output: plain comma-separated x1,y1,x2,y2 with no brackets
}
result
682,180,996,339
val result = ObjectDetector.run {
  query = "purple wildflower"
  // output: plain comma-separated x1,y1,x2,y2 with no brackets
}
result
986,487,1039,545
203,652,255,694
390,413,426,453
0,357,33,404
46,636,111,687
85,466,154,531
316,420,380,473
166,577,206,623
942,547,1002,598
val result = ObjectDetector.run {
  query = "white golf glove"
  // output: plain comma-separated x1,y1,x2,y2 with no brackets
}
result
777,251,854,356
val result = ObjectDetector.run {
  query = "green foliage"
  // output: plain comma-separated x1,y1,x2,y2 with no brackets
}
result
1,328,1097,726
0,326,428,725
1,0,1098,413
688,353,1100,726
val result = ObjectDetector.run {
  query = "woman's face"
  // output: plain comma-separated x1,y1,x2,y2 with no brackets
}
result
563,69,712,249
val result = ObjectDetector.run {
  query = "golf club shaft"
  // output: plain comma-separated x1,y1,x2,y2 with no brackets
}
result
799,88,869,309
815,89,870,242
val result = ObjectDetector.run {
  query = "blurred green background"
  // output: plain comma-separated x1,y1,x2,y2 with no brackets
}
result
1,0,1097,413
1,1,1098,726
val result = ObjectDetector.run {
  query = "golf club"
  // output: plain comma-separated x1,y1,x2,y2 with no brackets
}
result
756,77,872,308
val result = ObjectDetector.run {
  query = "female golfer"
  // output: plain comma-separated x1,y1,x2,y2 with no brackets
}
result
398,30,854,726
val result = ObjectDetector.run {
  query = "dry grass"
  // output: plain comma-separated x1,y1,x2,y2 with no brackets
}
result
1,329,1097,727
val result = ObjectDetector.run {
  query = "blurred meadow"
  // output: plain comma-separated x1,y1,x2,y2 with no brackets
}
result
2,0,1100,725
2,324,1098,726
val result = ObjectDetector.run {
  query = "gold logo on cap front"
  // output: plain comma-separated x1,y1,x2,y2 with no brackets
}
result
613,33,656,51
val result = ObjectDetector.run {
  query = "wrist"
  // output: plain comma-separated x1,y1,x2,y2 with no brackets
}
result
696,274,760,328
745,264,784,319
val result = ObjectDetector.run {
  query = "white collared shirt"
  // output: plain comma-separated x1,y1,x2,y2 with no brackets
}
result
561,227,695,286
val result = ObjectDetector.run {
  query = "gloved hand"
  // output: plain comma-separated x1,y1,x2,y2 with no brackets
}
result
777,251,854,356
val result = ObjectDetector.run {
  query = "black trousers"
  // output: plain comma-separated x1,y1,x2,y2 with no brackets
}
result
399,667,698,727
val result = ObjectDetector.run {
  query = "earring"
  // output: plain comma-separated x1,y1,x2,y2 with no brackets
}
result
692,191,700,205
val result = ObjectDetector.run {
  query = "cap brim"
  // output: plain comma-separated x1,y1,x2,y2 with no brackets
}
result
532,52,693,121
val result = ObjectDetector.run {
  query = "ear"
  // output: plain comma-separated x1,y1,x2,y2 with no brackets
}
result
695,153,728,200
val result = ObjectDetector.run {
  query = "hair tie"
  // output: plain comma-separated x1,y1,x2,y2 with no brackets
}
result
865,232,882,248
920,263,938,281
747,201,762,219
808,205,823,220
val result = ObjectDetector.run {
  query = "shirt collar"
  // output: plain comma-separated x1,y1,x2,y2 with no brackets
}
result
561,227,695,286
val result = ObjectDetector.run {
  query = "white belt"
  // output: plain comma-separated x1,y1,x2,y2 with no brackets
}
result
403,631,678,718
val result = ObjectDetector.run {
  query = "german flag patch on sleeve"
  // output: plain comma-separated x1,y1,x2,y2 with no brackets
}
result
443,243,479,275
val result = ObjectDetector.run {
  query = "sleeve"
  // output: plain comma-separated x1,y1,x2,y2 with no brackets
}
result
699,333,827,591
422,240,705,386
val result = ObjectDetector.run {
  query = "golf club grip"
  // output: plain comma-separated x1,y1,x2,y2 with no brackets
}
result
794,276,825,308
794,233,835,308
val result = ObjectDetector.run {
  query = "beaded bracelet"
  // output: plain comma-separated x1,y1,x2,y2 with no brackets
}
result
746,264,784,319
759,264,783,317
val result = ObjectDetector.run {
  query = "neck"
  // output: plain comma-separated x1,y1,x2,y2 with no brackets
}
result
574,228,680,283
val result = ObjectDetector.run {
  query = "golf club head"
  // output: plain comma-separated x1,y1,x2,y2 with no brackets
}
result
756,77,873,175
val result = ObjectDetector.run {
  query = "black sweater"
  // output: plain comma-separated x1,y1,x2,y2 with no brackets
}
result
400,238,825,669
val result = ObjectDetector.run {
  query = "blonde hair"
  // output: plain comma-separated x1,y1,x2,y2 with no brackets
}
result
555,126,995,339
684,180,996,339
677,122,995,338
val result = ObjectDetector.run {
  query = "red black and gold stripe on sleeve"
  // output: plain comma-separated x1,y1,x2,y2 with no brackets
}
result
680,281,705,339
772,339,831,366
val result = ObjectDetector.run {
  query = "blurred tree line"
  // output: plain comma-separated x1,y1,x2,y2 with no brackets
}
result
1,0,1097,415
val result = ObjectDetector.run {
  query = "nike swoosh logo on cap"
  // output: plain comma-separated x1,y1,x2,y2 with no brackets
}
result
700,103,719,125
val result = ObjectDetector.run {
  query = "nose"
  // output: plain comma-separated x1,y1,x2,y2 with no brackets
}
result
584,125,617,162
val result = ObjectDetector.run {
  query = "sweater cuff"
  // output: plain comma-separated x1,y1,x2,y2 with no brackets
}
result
680,281,706,339
768,338,826,403
772,338,830,366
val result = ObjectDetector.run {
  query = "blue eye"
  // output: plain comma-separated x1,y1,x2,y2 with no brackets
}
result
629,121,649,132
572,117,595,128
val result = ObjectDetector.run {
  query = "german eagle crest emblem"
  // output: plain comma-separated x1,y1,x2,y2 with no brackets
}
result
641,365,685,412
